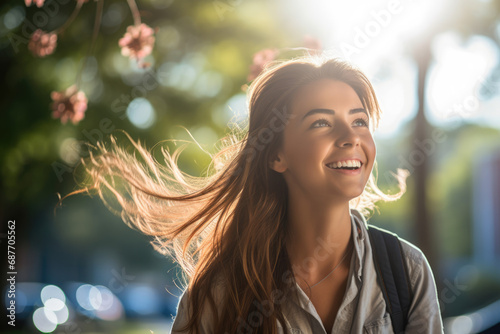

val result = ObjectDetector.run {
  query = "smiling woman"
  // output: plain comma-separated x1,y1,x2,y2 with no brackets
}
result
59,55,443,334
271,79,377,204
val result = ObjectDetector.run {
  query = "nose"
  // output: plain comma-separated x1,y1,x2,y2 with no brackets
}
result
334,121,361,148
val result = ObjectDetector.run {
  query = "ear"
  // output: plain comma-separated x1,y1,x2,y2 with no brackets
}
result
269,152,287,173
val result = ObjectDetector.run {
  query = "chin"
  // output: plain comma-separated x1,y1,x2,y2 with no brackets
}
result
344,188,365,201
327,190,364,203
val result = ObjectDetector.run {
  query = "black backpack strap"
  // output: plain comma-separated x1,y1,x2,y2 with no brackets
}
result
367,224,412,334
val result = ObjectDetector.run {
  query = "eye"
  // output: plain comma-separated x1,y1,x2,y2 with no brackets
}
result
353,118,369,127
311,118,331,128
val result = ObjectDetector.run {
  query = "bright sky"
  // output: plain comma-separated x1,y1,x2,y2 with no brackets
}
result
236,0,500,138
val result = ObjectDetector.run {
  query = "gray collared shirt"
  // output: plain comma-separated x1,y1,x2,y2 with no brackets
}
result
170,209,444,333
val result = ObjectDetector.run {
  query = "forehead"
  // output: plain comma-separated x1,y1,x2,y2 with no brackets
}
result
289,79,363,118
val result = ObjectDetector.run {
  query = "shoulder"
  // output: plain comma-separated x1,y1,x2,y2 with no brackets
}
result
366,223,429,286
366,224,437,296
397,237,433,288
171,288,216,334
365,224,444,332
171,278,226,334
397,236,443,318
397,238,445,332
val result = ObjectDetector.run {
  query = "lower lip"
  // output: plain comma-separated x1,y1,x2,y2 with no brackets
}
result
326,165,362,175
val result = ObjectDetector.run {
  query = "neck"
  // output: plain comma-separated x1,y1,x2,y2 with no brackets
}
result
285,196,353,282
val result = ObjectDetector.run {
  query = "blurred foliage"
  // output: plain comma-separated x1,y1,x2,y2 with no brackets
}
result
374,124,500,260
0,0,298,210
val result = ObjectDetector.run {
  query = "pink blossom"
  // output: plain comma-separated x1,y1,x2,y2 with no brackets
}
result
28,29,57,57
118,23,156,61
25,0,45,7
51,85,88,125
303,35,322,55
247,48,279,82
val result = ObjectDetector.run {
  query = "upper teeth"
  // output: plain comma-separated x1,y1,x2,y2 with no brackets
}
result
327,160,362,168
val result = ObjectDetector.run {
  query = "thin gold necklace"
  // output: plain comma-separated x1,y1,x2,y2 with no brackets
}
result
308,241,353,289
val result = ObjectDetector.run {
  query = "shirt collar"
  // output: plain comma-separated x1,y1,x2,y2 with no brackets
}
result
349,208,368,280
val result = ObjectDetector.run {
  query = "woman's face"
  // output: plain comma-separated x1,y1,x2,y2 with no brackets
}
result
270,79,376,202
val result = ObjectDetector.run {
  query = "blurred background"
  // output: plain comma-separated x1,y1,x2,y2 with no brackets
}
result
1,0,500,333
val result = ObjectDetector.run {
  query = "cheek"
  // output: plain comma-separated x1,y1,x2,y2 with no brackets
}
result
283,134,326,172
285,140,313,168
364,134,376,160
288,136,327,162
369,141,376,161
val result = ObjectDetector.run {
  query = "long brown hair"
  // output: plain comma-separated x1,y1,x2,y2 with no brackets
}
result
57,55,407,334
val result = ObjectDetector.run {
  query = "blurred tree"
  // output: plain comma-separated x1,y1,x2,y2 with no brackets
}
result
402,0,500,277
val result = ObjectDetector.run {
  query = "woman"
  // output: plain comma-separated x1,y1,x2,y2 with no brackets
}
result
64,56,444,333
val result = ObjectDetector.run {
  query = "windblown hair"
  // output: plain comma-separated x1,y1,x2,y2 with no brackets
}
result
58,55,407,334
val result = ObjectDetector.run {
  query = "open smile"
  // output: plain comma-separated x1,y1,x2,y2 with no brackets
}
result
325,159,364,175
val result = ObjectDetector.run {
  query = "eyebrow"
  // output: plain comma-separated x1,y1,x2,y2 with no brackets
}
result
301,108,368,122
